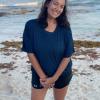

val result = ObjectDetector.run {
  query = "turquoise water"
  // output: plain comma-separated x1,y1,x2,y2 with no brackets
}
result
0,0,100,41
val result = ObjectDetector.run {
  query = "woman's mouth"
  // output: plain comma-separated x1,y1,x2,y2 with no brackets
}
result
53,11,59,15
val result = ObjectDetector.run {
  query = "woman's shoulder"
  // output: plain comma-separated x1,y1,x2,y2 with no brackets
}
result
25,18,38,26
58,25,71,35
59,25,73,38
60,25,71,31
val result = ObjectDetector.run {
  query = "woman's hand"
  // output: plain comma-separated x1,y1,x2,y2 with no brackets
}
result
39,75,47,88
40,76,58,88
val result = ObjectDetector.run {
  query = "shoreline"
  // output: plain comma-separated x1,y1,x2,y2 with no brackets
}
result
0,40,100,52
0,40,100,71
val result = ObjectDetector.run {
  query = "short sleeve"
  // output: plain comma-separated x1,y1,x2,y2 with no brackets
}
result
21,21,34,53
63,26,75,58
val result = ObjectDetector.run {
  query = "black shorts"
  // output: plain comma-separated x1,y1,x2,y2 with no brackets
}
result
31,69,73,89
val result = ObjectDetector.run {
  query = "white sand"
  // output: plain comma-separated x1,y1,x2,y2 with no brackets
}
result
0,42,100,100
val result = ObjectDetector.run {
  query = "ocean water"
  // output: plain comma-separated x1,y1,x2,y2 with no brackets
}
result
0,0,100,41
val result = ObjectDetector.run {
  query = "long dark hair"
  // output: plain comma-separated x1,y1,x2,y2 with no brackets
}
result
37,0,70,28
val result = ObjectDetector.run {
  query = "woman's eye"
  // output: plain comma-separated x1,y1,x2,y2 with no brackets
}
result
53,2,58,6
61,6,64,9
53,2,64,9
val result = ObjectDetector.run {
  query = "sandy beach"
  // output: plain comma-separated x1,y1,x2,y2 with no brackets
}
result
0,40,100,100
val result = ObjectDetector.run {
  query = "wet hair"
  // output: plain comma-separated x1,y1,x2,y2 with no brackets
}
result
37,0,70,28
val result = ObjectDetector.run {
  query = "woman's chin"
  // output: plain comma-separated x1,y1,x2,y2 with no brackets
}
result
51,15,59,19
48,12,59,19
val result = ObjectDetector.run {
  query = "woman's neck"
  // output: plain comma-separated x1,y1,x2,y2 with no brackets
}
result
47,16,57,25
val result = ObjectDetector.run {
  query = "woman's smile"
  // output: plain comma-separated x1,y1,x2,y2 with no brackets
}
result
52,9,60,16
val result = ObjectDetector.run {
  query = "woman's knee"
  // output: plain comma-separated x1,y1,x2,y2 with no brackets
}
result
53,86,68,100
31,87,48,100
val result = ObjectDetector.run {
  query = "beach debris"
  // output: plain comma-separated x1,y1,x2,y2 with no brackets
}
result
73,48,100,61
79,72,91,76
89,64,100,71
3,52,11,56
0,8,35,17
0,41,21,52
26,60,30,64
0,12,8,17
0,62,14,69
0,40,100,52
74,40,100,48
72,68,78,75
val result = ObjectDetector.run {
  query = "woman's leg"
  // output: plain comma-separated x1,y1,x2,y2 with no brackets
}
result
53,70,73,100
53,86,68,100
31,86,48,100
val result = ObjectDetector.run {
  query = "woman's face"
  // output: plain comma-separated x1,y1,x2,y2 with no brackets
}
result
47,0,65,19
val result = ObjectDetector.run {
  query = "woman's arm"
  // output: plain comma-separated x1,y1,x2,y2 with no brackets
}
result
52,26,75,80
52,57,70,80
39,57,71,87
27,53,47,79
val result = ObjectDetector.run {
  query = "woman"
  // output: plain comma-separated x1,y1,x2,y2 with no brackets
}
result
22,0,75,100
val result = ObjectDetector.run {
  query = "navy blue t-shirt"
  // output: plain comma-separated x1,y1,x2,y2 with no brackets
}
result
22,19,75,77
